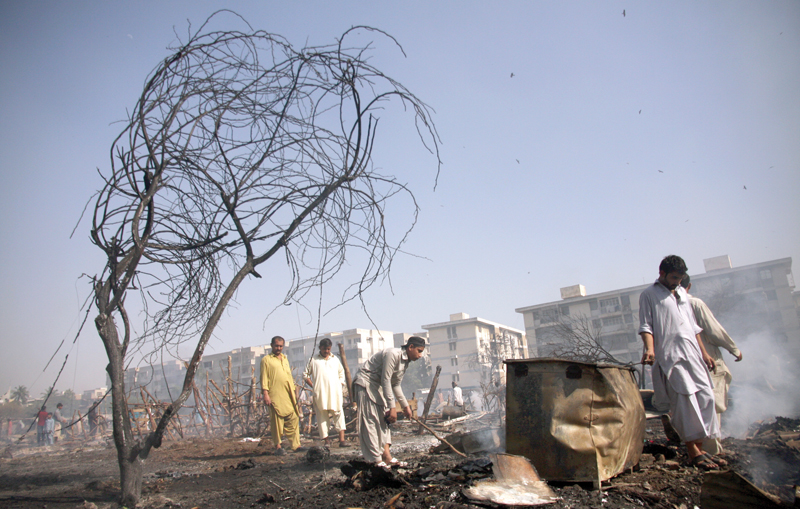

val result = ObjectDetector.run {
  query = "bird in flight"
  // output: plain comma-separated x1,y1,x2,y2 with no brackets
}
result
516,159,520,164
658,170,663,173
743,185,747,190
622,9,626,17
639,109,642,114
510,72,515,78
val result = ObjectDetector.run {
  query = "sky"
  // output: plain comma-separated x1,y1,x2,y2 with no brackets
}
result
1,1,798,398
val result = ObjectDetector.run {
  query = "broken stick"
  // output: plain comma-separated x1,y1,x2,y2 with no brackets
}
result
417,365,441,434
411,416,466,457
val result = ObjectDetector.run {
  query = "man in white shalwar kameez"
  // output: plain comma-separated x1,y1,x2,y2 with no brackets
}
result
639,255,722,470
681,275,743,456
303,337,349,447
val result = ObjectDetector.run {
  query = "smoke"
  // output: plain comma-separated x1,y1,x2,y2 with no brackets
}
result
722,329,800,438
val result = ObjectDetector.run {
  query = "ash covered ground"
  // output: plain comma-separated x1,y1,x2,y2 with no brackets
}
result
1,417,798,509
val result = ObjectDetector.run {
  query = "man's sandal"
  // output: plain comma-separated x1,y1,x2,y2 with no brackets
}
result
702,453,728,467
388,457,408,467
691,454,719,471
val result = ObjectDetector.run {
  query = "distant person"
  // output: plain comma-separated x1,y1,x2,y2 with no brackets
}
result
681,275,743,456
639,255,722,470
352,336,425,466
53,403,69,441
451,381,464,409
87,403,99,436
44,413,55,445
303,337,348,448
36,406,48,445
261,336,303,456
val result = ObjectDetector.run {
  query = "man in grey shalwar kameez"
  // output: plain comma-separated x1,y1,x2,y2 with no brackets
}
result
639,255,722,470
353,336,426,466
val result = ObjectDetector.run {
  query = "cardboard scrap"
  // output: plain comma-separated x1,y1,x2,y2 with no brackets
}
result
463,453,558,506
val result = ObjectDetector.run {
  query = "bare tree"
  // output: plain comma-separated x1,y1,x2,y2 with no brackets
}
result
89,12,440,505
538,313,625,364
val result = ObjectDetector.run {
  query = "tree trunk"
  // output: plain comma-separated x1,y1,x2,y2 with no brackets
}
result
118,450,145,507
96,311,145,506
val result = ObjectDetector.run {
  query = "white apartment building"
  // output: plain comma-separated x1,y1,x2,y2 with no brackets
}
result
516,255,800,368
121,346,271,403
119,328,407,403
421,313,527,391
285,328,395,381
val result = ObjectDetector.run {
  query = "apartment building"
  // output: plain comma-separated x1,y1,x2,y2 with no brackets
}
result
285,328,395,380
421,313,527,391
515,256,800,366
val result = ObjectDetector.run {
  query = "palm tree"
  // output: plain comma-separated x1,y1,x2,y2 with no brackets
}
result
11,385,29,404
40,386,54,400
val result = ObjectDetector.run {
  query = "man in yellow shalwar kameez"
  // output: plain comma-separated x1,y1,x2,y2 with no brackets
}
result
261,336,301,455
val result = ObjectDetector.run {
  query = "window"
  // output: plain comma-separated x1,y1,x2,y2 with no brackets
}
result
600,297,621,314
760,269,772,280
765,289,777,301
559,305,570,316
589,300,598,311
203,361,212,369
539,307,559,324
450,357,459,366
601,333,629,351
449,342,457,351
452,373,460,383
602,316,623,326
447,326,458,339
624,313,633,324
592,319,601,330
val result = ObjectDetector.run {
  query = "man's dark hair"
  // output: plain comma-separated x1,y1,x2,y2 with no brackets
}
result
271,335,285,345
659,255,688,275
57,403,63,408
319,337,332,348
680,274,691,289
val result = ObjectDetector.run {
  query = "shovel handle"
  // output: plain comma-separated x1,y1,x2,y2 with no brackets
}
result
411,416,467,458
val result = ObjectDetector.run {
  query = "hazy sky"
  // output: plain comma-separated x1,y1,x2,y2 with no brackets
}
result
1,1,798,398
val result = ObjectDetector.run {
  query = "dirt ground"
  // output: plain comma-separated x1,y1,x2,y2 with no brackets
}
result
1,417,798,509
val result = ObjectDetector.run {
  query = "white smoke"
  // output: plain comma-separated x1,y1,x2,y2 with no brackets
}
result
722,330,800,438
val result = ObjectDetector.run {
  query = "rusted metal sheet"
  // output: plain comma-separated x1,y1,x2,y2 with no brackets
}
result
505,358,645,483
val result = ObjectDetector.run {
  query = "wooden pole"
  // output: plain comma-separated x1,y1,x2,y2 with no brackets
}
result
337,343,354,406
227,356,234,436
417,365,442,434
411,416,466,457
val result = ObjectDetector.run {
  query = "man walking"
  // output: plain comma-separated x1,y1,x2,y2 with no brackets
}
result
639,255,722,470
303,337,348,448
261,336,302,456
353,336,426,466
681,275,743,455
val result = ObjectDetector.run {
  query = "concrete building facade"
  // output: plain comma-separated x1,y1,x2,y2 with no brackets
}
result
421,313,527,391
285,328,395,381
515,256,800,368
